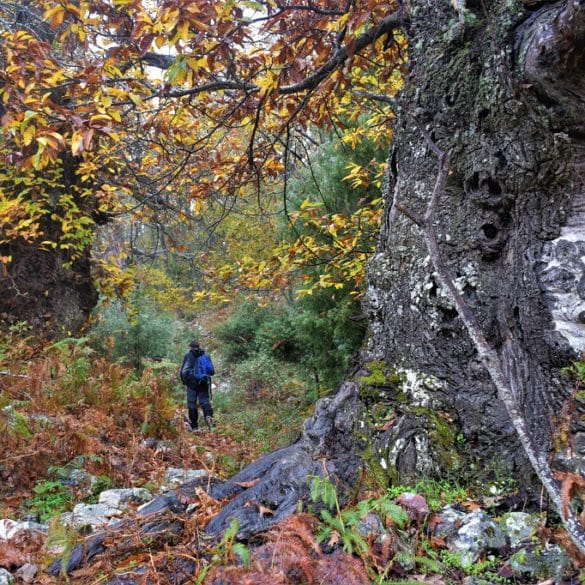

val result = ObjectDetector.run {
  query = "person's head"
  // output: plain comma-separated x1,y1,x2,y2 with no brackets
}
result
189,340,201,350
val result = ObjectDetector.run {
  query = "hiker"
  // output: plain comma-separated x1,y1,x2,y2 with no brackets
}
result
180,340,215,431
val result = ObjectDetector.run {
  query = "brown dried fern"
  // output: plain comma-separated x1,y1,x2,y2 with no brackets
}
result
314,548,370,585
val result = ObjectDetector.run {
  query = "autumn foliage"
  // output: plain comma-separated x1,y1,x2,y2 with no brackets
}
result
0,0,404,305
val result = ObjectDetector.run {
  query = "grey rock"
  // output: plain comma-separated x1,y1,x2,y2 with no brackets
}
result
69,469,99,491
154,441,174,455
433,505,467,538
577,273,585,300
448,509,506,567
510,543,568,579
355,512,384,539
502,512,541,548
162,468,210,488
555,240,578,264
0,569,13,585
61,503,122,531
15,563,37,584
0,519,47,540
393,532,416,572
98,488,152,510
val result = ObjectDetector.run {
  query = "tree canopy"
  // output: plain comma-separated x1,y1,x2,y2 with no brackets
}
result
0,0,404,302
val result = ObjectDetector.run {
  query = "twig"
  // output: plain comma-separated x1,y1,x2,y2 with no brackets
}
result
0,370,30,378
395,128,585,555
351,89,396,106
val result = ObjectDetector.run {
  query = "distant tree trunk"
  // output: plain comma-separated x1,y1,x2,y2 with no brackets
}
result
0,244,97,336
0,153,101,336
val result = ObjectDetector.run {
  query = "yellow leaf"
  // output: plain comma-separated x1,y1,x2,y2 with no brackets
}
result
257,70,279,97
71,130,84,156
108,109,121,123
22,125,36,147
177,20,190,42
129,93,143,106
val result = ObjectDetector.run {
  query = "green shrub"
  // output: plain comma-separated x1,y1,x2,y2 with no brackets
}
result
89,291,192,369
213,301,269,363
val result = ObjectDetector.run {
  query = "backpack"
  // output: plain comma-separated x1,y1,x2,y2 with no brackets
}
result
180,350,212,385
179,354,189,385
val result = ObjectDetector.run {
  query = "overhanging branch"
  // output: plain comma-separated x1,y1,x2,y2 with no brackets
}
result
138,10,403,99
279,11,403,94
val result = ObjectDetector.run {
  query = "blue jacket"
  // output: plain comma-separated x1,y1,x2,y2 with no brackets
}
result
181,348,215,387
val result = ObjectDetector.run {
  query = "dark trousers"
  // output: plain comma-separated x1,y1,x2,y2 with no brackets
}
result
186,380,212,428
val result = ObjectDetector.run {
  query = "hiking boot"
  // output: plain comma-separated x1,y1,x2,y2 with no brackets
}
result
189,426,201,433
204,416,215,431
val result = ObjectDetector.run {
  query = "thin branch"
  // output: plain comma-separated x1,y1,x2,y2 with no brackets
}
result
279,12,402,95
140,52,175,70
351,89,396,106
396,131,585,555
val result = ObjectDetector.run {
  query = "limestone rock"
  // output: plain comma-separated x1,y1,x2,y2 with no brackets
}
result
355,512,384,539
98,488,152,510
15,563,37,584
0,519,47,540
502,512,541,548
161,468,210,489
61,503,122,532
509,543,568,579
447,509,506,567
432,505,466,539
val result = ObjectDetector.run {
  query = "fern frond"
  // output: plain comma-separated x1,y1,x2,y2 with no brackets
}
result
315,549,370,585
415,554,443,574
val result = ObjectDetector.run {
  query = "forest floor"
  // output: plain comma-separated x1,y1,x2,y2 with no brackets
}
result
1,336,584,584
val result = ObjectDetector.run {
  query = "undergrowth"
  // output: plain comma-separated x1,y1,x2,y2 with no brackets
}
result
0,335,209,515
2,326,583,584
213,355,313,469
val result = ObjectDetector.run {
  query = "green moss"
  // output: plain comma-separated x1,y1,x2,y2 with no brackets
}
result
358,361,407,405
362,442,398,489
398,405,460,471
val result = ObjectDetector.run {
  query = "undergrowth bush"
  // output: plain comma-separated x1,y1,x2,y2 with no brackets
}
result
0,336,184,499
214,297,363,397
89,290,193,369
213,300,273,363
214,356,309,458
22,480,73,522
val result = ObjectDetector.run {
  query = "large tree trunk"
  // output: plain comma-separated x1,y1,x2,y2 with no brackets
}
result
364,0,585,486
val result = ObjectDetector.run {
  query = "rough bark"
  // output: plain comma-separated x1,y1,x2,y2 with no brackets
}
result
0,244,97,335
0,152,102,336
364,0,585,487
